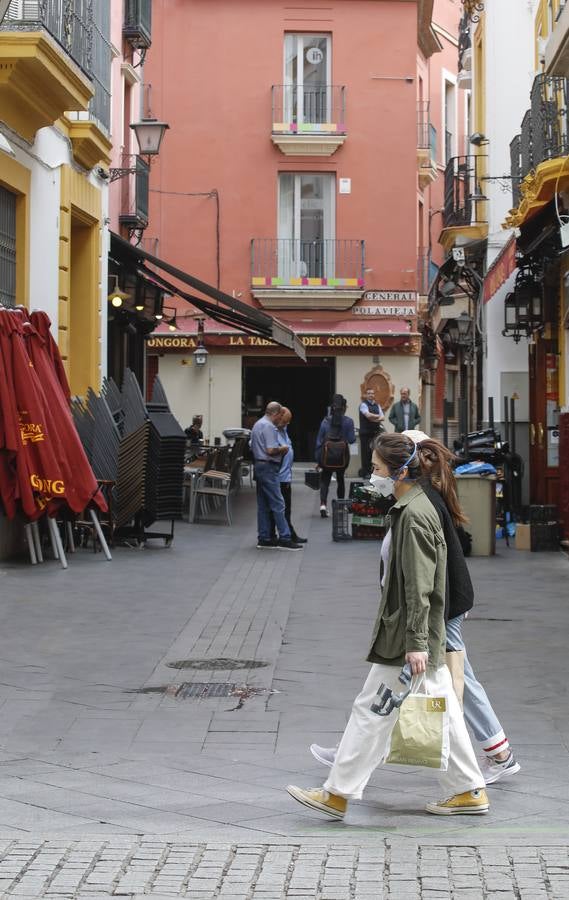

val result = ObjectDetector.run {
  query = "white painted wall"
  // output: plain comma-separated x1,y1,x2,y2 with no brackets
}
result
156,353,242,441
336,353,421,431
481,0,535,427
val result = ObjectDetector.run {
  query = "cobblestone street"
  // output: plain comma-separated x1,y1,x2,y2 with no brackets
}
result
0,480,568,897
0,839,566,899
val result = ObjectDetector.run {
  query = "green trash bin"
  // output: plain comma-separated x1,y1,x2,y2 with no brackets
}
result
455,475,496,557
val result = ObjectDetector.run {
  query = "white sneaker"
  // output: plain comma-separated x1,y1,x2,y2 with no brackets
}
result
319,505,328,518
480,752,520,785
310,743,336,768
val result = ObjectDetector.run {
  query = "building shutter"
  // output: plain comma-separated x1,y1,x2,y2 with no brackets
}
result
0,186,17,309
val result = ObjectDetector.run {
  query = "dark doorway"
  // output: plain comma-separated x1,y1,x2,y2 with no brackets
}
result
243,357,335,461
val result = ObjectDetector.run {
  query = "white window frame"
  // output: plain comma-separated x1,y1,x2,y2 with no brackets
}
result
442,70,458,165
283,33,332,125
277,172,336,280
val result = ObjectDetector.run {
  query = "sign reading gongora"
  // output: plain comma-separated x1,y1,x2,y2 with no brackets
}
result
147,334,394,351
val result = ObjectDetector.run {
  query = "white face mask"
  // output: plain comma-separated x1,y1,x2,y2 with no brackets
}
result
369,473,395,497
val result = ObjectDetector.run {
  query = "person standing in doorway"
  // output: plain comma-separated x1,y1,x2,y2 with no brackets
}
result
250,402,303,551
315,394,356,517
389,387,421,433
359,387,384,478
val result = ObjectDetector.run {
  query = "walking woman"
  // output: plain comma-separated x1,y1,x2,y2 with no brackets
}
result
314,393,356,517
287,432,488,820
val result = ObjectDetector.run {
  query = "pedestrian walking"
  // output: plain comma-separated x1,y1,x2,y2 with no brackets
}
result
269,407,307,544
408,430,520,784
250,402,303,551
310,430,520,787
287,432,488,820
388,386,421,433
314,394,356,518
359,387,384,478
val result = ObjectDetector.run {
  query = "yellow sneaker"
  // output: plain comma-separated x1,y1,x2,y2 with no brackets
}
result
287,785,347,820
426,788,489,816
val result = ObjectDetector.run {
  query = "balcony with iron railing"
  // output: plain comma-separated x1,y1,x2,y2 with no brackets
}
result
119,155,149,237
0,0,96,140
123,0,152,50
417,102,437,189
271,84,347,156
251,239,365,308
508,74,569,209
0,0,113,166
440,154,488,251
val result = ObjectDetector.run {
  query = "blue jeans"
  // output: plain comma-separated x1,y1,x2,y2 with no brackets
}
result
254,461,291,541
446,614,506,749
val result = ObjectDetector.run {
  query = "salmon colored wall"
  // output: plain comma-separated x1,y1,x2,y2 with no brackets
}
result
146,0,420,299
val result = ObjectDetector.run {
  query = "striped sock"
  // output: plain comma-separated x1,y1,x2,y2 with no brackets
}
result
481,731,510,758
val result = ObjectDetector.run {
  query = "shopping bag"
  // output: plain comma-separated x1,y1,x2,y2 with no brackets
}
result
384,676,450,770
446,650,465,708
304,469,321,490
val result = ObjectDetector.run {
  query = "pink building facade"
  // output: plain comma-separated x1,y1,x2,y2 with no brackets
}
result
145,0,461,456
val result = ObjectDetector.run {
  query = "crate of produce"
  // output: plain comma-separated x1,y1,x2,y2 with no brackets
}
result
352,522,386,540
332,499,353,542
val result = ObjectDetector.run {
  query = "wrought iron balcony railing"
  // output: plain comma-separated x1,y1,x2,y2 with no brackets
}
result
510,75,569,197
251,239,365,289
1,0,111,132
2,0,91,76
417,101,437,160
509,134,522,207
119,156,149,231
123,0,152,50
443,155,487,228
272,85,346,133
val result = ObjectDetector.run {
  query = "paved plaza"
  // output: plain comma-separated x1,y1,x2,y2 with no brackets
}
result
0,475,567,897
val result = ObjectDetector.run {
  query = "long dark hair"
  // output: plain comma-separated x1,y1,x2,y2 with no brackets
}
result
329,393,346,429
416,438,468,526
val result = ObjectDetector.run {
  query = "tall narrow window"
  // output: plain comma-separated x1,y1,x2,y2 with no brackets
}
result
278,173,335,281
0,186,17,309
284,34,331,126
444,79,456,163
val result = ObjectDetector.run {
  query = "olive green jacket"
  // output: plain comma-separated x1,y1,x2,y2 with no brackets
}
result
367,483,447,670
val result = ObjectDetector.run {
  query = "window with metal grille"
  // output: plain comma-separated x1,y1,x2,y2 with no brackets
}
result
0,186,16,309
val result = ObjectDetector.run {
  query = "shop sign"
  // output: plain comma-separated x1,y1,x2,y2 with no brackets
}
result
147,334,390,351
355,291,417,317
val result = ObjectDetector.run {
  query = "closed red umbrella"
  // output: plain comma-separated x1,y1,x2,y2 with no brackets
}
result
22,316,106,516
29,310,71,402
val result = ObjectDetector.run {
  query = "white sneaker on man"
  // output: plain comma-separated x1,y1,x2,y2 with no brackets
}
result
310,744,336,768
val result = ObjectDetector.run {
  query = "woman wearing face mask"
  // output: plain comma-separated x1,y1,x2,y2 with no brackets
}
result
287,432,488,821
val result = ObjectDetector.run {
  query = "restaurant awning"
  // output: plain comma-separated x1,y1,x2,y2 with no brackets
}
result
109,233,306,361
483,235,517,304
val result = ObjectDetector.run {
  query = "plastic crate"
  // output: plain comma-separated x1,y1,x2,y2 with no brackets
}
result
352,523,385,540
530,523,560,551
529,505,558,524
332,499,352,542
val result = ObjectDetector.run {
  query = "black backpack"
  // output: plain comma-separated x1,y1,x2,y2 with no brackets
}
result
321,418,349,470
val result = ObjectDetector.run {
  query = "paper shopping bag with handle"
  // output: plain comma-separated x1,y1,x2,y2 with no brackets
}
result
384,676,450,770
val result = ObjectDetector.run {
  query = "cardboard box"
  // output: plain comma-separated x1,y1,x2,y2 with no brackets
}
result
515,523,531,551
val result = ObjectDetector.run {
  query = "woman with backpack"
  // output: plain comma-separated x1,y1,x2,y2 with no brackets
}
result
314,394,356,517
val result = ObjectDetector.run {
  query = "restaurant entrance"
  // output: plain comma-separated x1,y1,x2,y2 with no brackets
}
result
242,356,335,461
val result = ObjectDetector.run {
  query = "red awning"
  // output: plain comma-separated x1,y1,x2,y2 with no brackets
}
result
153,315,412,337
483,235,517,304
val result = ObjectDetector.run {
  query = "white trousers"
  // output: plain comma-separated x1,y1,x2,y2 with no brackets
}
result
323,663,484,801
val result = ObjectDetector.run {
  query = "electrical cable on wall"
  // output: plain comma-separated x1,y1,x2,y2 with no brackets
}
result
150,188,221,289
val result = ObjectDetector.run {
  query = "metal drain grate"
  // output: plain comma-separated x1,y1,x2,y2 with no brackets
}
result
166,658,268,670
175,682,237,699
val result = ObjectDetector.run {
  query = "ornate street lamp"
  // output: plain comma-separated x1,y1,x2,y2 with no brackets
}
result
502,267,544,342
193,318,209,368
109,118,169,182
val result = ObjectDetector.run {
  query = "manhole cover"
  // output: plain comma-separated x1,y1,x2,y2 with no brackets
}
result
166,658,268,670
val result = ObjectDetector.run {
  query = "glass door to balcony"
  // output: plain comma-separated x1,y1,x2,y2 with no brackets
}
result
284,34,331,127
278,173,335,283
